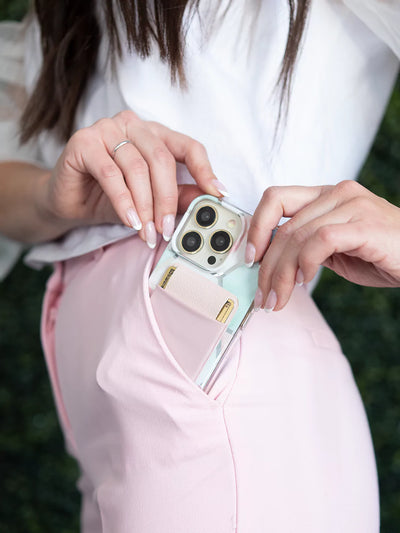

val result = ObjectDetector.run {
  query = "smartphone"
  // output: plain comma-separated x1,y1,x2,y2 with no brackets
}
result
149,194,259,392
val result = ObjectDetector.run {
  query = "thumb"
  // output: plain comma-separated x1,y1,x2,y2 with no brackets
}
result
177,184,207,214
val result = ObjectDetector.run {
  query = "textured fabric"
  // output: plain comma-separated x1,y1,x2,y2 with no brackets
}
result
0,0,399,279
344,0,400,58
41,235,379,532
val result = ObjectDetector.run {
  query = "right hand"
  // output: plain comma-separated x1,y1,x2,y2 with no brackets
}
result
246,181,400,312
40,110,227,247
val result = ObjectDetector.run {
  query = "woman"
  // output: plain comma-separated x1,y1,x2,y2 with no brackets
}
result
0,1,399,531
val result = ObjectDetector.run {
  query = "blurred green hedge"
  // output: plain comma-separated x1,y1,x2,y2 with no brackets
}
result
0,2,399,532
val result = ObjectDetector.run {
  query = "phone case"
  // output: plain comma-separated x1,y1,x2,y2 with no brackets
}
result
149,195,259,391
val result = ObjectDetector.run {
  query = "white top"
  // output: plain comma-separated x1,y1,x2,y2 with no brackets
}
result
0,0,399,278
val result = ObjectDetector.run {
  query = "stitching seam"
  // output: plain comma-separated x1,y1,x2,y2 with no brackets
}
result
220,335,243,532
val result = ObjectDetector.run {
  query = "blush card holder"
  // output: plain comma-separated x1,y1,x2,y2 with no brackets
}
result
150,285,228,382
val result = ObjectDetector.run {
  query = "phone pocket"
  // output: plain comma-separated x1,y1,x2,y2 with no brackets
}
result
150,285,228,382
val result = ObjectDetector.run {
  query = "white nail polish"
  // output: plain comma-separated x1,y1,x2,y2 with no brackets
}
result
253,288,263,311
145,221,157,249
126,208,142,231
245,242,256,268
264,289,277,312
212,178,230,197
295,268,304,287
162,214,175,242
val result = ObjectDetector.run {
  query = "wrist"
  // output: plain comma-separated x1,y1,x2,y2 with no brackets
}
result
33,170,77,240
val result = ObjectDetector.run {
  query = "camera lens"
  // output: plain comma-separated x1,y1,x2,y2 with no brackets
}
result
196,205,217,227
210,230,232,253
181,231,202,253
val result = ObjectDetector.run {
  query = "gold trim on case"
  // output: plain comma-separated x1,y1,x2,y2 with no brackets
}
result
159,266,176,289
179,231,204,254
194,204,218,229
209,230,233,254
216,298,235,323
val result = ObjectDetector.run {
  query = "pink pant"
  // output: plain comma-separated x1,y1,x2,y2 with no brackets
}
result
41,235,379,533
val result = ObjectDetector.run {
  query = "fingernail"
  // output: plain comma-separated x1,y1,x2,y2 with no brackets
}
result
295,268,304,287
145,221,157,249
245,242,256,267
126,208,142,231
254,287,264,311
162,214,175,242
212,178,230,197
265,289,277,313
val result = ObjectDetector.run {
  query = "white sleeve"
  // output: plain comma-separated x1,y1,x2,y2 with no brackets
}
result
0,20,42,163
343,0,400,59
0,19,42,281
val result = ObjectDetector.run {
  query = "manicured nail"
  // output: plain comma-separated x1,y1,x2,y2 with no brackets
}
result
212,178,230,197
126,208,142,231
295,268,304,287
265,289,277,313
145,221,157,249
245,242,256,267
254,287,264,311
162,214,175,242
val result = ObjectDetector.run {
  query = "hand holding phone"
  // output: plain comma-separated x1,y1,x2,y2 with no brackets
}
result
149,195,259,391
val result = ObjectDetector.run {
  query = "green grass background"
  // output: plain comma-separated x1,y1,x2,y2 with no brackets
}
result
0,1,399,531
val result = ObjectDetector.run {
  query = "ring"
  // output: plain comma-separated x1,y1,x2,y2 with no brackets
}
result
112,139,132,159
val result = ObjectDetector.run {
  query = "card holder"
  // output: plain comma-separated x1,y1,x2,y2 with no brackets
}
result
150,285,228,382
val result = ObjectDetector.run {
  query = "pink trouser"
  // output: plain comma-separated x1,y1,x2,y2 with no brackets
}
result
41,235,379,533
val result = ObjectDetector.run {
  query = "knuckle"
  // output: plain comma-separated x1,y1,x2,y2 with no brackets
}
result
115,109,139,125
351,195,372,212
145,120,158,129
136,199,154,215
276,221,294,240
152,145,175,166
115,191,132,204
258,262,270,283
146,121,163,134
191,161,212,178
262,186,280,204
317,225,335,245
92,117,112,133
70,127,93,147
249,218,265,237
158,192,177,208
99,164,121,181
292,227,309,246
273,269,292,289
298,249,317,273
298,248,308,265
335,179,359,197
130,157,149,175
188,138,205,153
320,184,334,197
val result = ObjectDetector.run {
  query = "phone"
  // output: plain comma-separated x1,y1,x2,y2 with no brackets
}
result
148,194,259,392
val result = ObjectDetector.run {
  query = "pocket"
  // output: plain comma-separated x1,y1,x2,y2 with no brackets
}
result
141,240,241,404
150,285,228,382
41,262,77,452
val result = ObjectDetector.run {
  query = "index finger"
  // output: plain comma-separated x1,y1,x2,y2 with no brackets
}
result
146,122,226,198
248,185,327,262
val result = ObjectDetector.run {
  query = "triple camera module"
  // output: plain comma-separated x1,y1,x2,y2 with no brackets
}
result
181,205,232,256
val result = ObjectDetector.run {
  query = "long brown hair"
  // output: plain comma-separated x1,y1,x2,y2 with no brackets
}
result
20,0,311,144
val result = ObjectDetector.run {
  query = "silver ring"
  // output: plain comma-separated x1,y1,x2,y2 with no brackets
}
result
112,139,132,159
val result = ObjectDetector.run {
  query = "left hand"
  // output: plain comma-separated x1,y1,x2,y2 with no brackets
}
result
245,180,400,312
